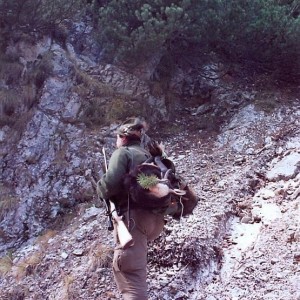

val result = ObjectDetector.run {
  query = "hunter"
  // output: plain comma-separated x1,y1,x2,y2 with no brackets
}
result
97,117,165,300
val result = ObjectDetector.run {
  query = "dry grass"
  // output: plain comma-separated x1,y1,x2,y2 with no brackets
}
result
0,254,13,276
105,96,129,121
61,274,75,300
10,109,35,141
105,96,145,124
88,243,113,271
0,49,41,128
73,66,145,126
0,49,53,127
73,68,114,98
150,81,165,97
79,97,107,126
0,86,37,128
12,251,43,281
35,229,58,250
53,146,69,168
0,230,56,280
2,284,29,300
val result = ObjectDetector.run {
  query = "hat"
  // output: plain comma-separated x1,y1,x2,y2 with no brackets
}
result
117,117,145,138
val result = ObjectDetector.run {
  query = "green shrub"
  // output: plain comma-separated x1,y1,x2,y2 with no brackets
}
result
96,0,192,65
206,0,300,80
95,0,300,82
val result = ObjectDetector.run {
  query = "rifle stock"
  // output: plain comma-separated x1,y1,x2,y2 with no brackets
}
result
110,201,134,249
102,147,134,250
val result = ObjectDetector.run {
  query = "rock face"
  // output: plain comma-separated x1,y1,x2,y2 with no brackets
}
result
1,76,299,300
0,29,300,300
0,37,168,252
266,152,300,181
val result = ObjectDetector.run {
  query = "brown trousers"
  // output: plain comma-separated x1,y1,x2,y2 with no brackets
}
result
112,209,165,300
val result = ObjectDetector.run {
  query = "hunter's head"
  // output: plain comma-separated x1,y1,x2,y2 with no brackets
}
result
116,117,146,148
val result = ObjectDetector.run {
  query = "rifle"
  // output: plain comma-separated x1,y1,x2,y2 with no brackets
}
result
102,147,134,249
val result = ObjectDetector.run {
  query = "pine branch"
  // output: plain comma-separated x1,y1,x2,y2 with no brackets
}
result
137,173,159,190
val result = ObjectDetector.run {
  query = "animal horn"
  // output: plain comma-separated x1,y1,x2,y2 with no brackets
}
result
163,169,172,179
170,188,186,196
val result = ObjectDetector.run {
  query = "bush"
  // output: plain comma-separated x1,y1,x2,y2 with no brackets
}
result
95,0,300,82
96,0,193,65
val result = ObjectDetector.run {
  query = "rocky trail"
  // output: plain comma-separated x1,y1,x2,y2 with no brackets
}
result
1,87,300,300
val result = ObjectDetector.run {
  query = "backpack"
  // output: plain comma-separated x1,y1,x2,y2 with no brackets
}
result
124,154,199,219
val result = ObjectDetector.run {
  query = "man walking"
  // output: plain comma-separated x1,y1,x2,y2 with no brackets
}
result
97,118,165,300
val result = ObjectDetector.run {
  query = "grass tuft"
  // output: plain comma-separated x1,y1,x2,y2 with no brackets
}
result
88,243,113,271
0,194,19,221
0,254,13,276
12,251,43,280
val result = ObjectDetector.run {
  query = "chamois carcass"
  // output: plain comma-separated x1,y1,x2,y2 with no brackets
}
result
124,156,199,218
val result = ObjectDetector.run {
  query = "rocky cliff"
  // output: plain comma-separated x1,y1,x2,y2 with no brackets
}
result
0,28,299,300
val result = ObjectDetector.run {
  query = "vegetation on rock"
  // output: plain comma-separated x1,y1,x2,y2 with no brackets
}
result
95,0,300,81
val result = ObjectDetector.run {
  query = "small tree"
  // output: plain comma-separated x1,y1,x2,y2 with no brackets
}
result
96,0,194,65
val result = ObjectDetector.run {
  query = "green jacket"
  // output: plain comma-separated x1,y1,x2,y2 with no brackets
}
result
97,140,150,210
